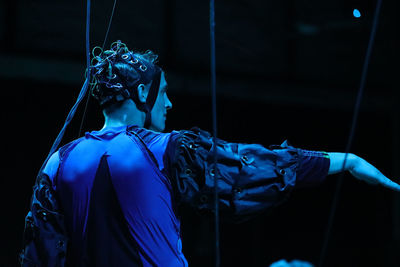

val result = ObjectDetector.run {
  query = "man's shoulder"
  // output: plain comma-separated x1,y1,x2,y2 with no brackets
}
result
58,137,85,159
126,125,179,145
42,138,85,178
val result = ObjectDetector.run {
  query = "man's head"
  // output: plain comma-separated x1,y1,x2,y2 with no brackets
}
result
91,41,172,131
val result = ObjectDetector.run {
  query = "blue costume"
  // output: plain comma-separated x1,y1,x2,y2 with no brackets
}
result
42,125,187,266
21,125,330,266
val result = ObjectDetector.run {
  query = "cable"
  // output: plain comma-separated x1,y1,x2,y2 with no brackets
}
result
209,0,220,266
78,0,118,138
318,0,383,266
101,0,118,51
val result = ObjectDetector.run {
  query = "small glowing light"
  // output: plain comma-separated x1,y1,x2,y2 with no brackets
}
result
353,9,361,18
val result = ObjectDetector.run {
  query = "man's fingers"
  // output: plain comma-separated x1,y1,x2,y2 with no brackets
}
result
362,175,400,192
380,178,400,192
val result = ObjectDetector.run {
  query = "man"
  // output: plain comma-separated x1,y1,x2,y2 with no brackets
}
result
21,41,400,267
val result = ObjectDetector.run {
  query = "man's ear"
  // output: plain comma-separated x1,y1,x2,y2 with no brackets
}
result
137,84,149,103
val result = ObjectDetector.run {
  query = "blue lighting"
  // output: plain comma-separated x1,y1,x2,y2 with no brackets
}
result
353,9,361,18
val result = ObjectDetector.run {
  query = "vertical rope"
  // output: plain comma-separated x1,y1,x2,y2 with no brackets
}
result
209,0,220,266
85,0,91,77
318,0,383,266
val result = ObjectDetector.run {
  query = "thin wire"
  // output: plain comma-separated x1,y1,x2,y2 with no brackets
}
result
77,0,95,138
77,80,92,137
85,0,91,77
101,0,117,51
209,0,220,266
37,80,90,180
318,0,383,266
78,0,118,138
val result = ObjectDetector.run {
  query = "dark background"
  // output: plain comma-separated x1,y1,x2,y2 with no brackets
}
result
1,0,399,266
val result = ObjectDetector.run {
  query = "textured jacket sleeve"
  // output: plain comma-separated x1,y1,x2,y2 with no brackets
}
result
164,127,300,223
20,152,68,266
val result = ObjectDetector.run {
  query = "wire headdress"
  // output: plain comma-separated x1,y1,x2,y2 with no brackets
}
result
90,41,162,122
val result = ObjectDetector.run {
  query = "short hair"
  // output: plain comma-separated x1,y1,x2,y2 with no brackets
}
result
90,41,161,109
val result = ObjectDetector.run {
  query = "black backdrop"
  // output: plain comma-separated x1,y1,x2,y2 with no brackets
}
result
1,0,399,266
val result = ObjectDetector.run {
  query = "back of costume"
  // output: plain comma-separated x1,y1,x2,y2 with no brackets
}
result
43,125,188,267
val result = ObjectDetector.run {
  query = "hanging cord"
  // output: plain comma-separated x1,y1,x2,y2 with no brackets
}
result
78,0,118,137
209,0,220,266
101,0,118,51
318,0,383,266
39,0,119,174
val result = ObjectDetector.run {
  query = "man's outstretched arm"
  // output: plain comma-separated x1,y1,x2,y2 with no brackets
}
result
327,152,400,192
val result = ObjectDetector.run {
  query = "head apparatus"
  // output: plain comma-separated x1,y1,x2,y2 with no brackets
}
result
90,41,162,128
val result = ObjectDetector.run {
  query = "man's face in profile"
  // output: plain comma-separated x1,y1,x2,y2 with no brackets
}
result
149,72,172,132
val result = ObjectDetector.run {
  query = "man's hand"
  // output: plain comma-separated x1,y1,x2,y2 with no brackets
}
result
327,152,400,192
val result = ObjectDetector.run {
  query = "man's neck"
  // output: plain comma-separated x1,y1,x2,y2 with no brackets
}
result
101,100,145,131
101,116,143,130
